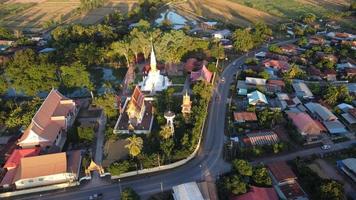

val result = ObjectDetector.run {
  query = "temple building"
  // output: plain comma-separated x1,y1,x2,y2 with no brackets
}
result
17,89,79,151
139,46,171,93
114,86,154,134
190,65,213,83
181,91,192,116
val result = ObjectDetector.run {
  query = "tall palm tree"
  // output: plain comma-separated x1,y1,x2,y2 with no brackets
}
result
159,125,173,140
125,135,143,157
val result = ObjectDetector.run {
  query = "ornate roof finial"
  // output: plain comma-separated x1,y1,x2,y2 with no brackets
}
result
150,41,157,72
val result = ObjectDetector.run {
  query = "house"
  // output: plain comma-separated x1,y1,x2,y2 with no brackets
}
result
172,182,204,200
244,130,279,146
307,66,322,80
212,29,231,39
337,103,354,113
326,32,356,41
280,44,298,55
304,102,337,121
309,36,325,45
348,83,356,95
190,65,213,83
17,89,79,151
316,52,338,63
337,158,356,183
337,62,356,70
277,93,302,110
200,21,218,30
245,77,266,86
292,82,314,99
247,90,268,106
341,108,356,125
287,111,325,143
233,112,257,123
323,69,337,81
345,68,356,78
265,52,289,61
255,51,266,59
266,80,285,93
262,59,290,72
1,151,81,190
323,120,348,135
230,186,279,200
267,161,308,200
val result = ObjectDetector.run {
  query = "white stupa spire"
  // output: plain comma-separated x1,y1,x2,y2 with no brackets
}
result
150,45,157,72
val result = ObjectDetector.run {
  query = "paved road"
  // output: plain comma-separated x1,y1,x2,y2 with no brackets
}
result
15,39,356,200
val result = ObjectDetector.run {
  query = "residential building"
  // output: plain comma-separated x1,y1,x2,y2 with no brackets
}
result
265,52,289,61
337,62,356,70
17,89,79,151
266,80,285,93
323,69,337,81
244,130,279,146
348,83,356,95
309,36,325,45
230,186,279,200
262,59,290,72
277,93,302,110
233,112,257,123
280,44,298,55
212,29,231,39
337,158,356,183
1,151,81,189
247,90,268,106
341,108,356,125
307,66,322,81
172,182,204,200
326,32,356,41
267,161,308,200
287,112,325,143
292,82,314,99
305,102,337,121
323,120,348,135
245,77,266,86
345,68,356,78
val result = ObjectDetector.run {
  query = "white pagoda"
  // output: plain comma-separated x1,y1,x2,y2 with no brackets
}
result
140,45,171,93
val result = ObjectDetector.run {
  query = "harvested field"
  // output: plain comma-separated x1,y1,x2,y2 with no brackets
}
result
0,0,137,33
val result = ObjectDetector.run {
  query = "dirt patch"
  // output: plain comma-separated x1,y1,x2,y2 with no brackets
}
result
102,138,129,167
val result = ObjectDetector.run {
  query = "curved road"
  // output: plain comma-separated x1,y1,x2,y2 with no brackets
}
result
16,39,354,200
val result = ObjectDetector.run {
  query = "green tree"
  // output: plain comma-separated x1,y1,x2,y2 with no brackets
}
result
121,187,140,200
77,127,94,142
302,13,316,24
232,29,254,52
209,40,225,69
283,64,306,79
0,75,8,94
297,37,308,46
258,71,270,79
320,180,344,200
324,85,339,106
95,93,117,119
159,125,173,140
252,166,272,186
160,138,174,162
74,43,102,66
5,98,42,128
0,27,14,39
60,62,93,90
232,159,253,176
108,160,130,175
268,44,282,54
125,135,143,157
223,175,247,195
192,82,213,100
253,21,272,45
5,49,59,96
108,39,132,68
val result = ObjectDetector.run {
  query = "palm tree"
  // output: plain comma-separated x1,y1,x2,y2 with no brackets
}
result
125,135,143,157
159,125,173,140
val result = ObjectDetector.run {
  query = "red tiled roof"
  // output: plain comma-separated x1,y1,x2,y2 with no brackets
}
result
308,66,322,76
267,80,285,87
18,89,76,147
287,112,326,135
279,182,306,199
263,59,290,71
234,112,257,121
349,108,356,118
230,186,278,200
323,69,337,75
131,86,145,111
346,68,356,75
267,161,296,183
3,148,40,169
190,65,213,83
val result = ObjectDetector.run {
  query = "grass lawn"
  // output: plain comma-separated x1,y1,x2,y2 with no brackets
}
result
170,76,186,84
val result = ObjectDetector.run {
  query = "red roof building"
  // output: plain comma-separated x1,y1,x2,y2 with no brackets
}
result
345,68,356,77
280,44,298,55
266,80,285,93
267,161,297,184
190,65,213,83
263,59,290,72
233,112,257,123
287,112,326,143
231,186,278,200
244,130,279,146
17,89,78,150
3,148,40,169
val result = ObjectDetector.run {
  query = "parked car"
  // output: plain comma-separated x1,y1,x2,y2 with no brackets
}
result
321,144,331,150
89,193,103,200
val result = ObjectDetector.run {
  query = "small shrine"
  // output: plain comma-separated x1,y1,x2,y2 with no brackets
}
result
164,111,176,135
181,90,192,116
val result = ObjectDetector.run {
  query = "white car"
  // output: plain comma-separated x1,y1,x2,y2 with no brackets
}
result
221,77,225,83
321,144,331,150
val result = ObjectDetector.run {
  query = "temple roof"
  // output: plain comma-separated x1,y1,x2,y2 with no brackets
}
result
190,65,213,83
130,86,145,111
